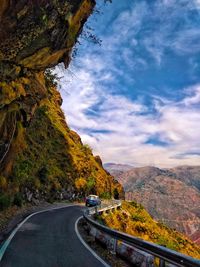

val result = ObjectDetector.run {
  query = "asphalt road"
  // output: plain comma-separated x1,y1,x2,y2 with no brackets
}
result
0,205,106,267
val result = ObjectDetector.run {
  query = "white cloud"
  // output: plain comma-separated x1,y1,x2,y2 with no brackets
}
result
56,58,200,167
173,29,200,54
54,0,200,168
134,1,200,64
182,85,200,106
194,0,200,9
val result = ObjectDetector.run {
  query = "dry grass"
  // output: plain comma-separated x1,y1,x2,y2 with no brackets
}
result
100,201,200,259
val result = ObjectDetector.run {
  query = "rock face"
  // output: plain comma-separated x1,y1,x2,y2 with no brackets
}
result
105,165,200,245
0,0,123,206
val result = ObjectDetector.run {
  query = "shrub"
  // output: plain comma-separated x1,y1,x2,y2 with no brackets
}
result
86,176,95,193
75,177,87,191
82,144,93,155
13,193,23,207
130,201,144,210
100,192,111,199
38,166,49,184
135,224,147,234
14,159,33,183
44,68,61,88
132,214,146,223
0,176,7,191
0,194,11,210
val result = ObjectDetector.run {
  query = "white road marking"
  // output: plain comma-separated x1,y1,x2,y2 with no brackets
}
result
0,204,77,262
75,216,110,267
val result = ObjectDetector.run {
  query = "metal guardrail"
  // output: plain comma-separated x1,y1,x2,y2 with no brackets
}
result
87,200,121,216
84,201,200,267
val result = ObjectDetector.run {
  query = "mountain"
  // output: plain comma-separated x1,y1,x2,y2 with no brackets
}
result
0,0,123,211
105,165,200,245
170,166,200,191
103,163,133,177
100,201,200,259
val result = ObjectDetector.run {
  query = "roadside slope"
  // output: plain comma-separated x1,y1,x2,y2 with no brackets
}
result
99,201,200,260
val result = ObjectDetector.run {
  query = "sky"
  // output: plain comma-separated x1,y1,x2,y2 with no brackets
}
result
56,0,200,167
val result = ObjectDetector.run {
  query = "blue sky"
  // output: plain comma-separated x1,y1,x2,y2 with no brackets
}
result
56,0,200,167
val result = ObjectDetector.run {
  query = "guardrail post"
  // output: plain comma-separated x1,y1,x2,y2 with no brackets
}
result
95,206,98,215
159,245,166,267
108,238,117,255
159,258,165,267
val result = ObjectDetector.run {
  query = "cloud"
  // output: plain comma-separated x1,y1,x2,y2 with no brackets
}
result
54,0,200,168
144,1,199,62
173,29,200,54
56,57,200,167
182,85,200,106
194,0,200,9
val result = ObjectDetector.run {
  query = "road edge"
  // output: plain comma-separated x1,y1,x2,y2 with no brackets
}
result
75,216,110,267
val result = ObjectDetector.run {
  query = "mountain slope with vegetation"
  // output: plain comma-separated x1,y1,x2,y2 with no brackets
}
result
0,0,123,211
105,164,200,244
100,201,200,260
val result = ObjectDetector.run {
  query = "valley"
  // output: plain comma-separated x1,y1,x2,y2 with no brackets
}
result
104,164,200,245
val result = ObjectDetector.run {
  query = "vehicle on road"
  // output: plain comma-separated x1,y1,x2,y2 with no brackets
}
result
85,195,101,207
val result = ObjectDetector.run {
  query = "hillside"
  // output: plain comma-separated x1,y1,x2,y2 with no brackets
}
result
100,201,200,260
105,165,200,244
0,0,123,211
170,166,200,191
103,163,133,177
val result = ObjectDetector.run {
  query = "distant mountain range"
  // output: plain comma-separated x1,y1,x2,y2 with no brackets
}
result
103,163,133,176
104,163,200,245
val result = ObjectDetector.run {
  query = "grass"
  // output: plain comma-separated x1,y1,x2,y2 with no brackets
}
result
100,201,200,259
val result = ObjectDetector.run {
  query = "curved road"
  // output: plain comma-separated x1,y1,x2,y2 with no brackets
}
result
0,205,106,267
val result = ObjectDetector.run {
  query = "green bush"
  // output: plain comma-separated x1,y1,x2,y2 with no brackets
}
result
0,194,11,210
132,214,146,223
135,224,147,233
14,159,33,183
86,176,95,193
130,201,144,210
13,193,23,207
44,68,60,88
38,166,49,184
100,192,111,199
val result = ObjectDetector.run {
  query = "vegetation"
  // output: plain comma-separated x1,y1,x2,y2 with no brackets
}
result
2,77,123,204
100,201,200,259
13,193,23,207
0,194,11,211
0,0,123,211
44,68,61,88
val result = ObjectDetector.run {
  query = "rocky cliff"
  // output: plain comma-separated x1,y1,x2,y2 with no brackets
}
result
0,0,123,208
105,164,200,245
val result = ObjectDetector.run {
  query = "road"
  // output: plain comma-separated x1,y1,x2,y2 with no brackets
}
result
0,205,106,267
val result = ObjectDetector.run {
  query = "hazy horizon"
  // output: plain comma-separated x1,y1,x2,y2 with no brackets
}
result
103,161,200,168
